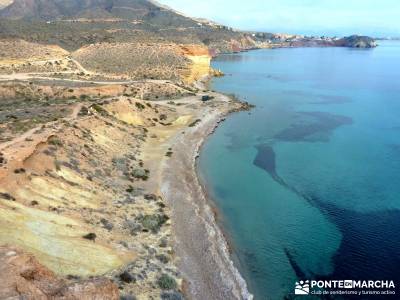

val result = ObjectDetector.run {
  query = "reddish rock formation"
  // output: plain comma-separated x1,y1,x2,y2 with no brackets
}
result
179,44,210,57
0,245,119,299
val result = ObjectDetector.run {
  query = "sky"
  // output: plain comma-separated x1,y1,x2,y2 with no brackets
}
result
159,0,400,37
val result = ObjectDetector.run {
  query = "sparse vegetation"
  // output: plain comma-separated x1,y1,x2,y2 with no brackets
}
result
48,136,63,147
100,218,113,231
131,168,150,181
201,95,214,101
157,274,177,290
79,94,89,100
14,168,26,174
144,194,157,201
120,295,137,300
161,291,184,300
135,102,146,110
54,160,61,171
156,254,169,264
91,104,109,116
119,271,136,283
73,43,191,81
82,233,97,241
188,119,201,127
139,214,168,233
0,192,15,201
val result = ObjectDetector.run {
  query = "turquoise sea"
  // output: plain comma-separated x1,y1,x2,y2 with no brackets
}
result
198,41,400,299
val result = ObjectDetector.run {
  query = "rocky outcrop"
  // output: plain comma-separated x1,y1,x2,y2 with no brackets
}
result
335,35,377,48
207,35,258,55
180,44,212,83
211,68,224,77
0,245,119,299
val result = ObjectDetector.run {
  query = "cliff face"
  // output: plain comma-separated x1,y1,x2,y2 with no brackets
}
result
180,44,212,83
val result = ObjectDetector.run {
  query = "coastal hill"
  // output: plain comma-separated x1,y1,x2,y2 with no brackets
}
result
0,0,240,45
0,0,199,27
0,0,376,52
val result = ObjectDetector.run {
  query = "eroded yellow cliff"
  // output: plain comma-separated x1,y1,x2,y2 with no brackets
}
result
180,45,212,83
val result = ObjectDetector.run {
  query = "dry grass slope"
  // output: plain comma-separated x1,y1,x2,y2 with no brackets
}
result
72,42,190,80
0,39,69,61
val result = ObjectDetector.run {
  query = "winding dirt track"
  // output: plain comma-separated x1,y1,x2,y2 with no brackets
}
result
0,103,83,152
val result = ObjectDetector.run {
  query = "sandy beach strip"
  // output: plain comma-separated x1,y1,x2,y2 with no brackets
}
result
159,92,253,300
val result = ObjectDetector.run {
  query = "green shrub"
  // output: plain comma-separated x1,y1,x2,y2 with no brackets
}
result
161,291,184,300
91,104,109,116
82,233,97,241
54,160,61,171
120,295,137,300
157,274,177,290
135,102,145,110
131,168,149,180
48,136,63,147
188,119,201,127
156,254,169,264
139,214,168,233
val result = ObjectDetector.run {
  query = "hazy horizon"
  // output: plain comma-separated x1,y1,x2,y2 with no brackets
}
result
159,0,400,37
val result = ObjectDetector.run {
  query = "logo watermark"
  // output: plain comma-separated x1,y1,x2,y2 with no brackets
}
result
294,280,396,296
295,280,310,295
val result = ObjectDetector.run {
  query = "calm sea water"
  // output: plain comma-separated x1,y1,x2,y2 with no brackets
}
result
198,41,400,299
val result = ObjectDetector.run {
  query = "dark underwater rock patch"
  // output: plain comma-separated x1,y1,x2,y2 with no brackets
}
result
284,90,350,105
309,94,351,105
274,111,353,142
253,144,292,190
389,144,400,155
253,144,276,177
306,196,400,287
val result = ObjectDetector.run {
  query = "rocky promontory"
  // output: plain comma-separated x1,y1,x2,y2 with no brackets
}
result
335,35,378,48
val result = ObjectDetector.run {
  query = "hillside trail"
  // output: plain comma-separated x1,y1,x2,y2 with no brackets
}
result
0,103,83,153
0,72,174,85
70,58,92,74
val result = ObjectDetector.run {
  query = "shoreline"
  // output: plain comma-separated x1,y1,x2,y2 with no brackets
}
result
159,82,253,299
